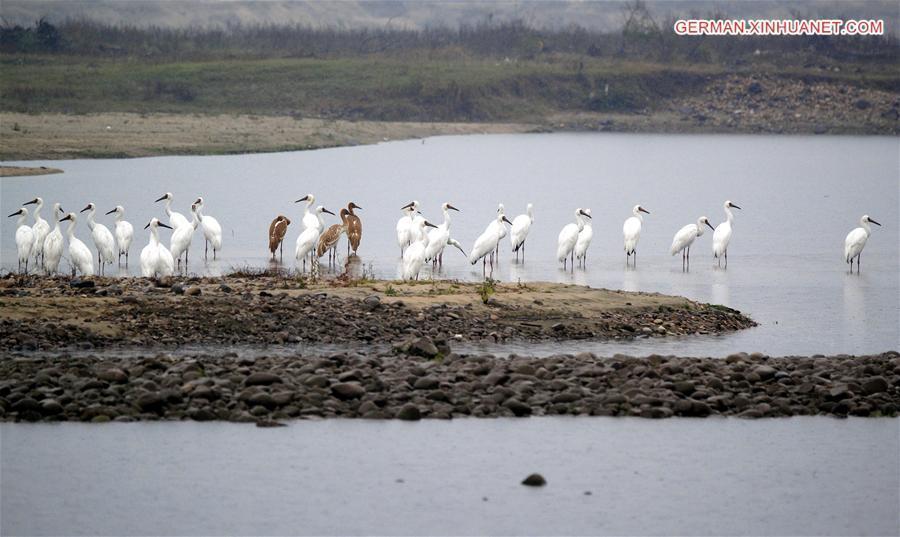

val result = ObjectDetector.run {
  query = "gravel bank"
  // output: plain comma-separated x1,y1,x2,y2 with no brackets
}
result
1,347,897,422
0,275,755,352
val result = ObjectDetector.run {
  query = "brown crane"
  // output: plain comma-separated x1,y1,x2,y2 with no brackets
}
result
345,202,363,255
268,215,291,260
316,208,349,264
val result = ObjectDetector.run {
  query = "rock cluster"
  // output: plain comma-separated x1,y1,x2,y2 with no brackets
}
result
1,346,896,423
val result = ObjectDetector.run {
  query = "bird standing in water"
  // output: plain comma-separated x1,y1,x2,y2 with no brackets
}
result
345,202,363,256
268,215,291,260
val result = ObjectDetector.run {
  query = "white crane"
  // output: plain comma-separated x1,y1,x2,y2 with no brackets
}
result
574,208,593,267
469,212,513,276
154,192,190,229
169,203,199,270
295,205,334,270
59,212,94,277
105,205,133,266
396,200,420,254
80,203,115,275
295,194,319,231
558,208,591,270
401,219,438,280
623,204,650,267
712,200,741,268
424,202,460,267
193,197,223,259
844,215,881,273
486,203,508,261
510,203,534,262
140,218,175,278
670,216,714,271
8,207,35,273
42,203,65,275
23,197,49,267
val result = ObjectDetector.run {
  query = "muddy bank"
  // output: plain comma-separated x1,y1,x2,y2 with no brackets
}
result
0,166,63,177
1,348,897,422
0,275,754,352
0,112,537,160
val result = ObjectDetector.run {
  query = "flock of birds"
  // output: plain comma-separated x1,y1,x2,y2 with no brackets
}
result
7,193,882,279
7,194,222,278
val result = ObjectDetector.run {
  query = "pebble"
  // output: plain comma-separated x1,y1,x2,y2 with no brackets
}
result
522,473,546,487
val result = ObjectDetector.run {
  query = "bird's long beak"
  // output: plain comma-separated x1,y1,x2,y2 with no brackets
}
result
80,204,91,213
159,222,173,229
869,218,881,226
580,210,592,219
194,198,201,204
705,220,715,230
295,195,309,203
447,204,460,212
144,222,151,229
60,214,72,222
400,201,415,210
7,210,22,217
23,198,37,206
105,208,116,215
502,216,513,225
639,207,650,214
425,221,438,228
155,195,166,202
322,208,335,215
731,204,742,210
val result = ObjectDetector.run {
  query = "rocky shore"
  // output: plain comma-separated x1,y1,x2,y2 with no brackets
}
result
2,347,897,423
0,274,755,352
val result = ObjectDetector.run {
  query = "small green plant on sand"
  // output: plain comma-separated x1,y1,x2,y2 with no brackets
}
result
385,284,398,296
478,277,497,304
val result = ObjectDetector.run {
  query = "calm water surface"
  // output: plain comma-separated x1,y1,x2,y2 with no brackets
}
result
2,133,898,357
2,418,897,536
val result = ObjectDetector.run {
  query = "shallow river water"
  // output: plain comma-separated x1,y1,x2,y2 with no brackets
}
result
2,133,898,356
2,134,898,536
2,418,898,536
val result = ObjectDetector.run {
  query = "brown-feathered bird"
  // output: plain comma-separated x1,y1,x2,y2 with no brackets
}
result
269,215,291,259
316,208,349,263
345,202,363,255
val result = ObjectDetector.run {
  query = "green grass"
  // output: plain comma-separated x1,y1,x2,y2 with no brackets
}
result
2,52,897,122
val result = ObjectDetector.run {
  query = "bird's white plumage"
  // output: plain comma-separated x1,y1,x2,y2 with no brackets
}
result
401,220,431,280
42,203,65,275
298,194,318,231
27,197,49,263
396,201,419,253
195,198,223,256
844,215,880,264
485,204,508,247
623,205,646,255
712,201,739,260
423,203,457,262
295,205,329,263
10,208,35,270
83,203,115,272
140,218,175,278
157,192,190,230
61,213,94,277
574,209,593,261
169,206,198,264
510,203,534,251
671,217,711,255
109,206,133,258
469,212,507,265
557,209,587,262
